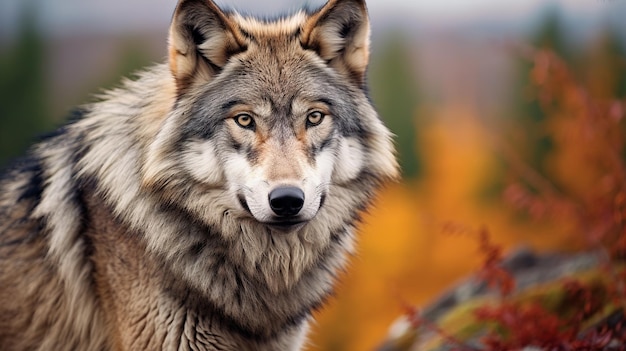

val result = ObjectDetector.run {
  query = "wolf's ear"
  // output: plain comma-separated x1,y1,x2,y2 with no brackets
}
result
301,0,370,87
168,0,246,93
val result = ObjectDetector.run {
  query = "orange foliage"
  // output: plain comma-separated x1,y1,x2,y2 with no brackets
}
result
512,48,626,257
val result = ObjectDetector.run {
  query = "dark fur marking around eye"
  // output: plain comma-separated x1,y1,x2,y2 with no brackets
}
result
234,114,256,131
317,98,333,107
308,135,335,162
221,100,243,110
231,140,242,152
183,119,218,140
181,106,227,141
318,135,335,151
244,145,259,163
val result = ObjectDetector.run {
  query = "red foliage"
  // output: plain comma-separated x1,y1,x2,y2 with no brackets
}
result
475,228,515,297
441,223,515,296
474,277,625,350
504,49,626,259
401,48,626,351
401,303,475,351
470,49,626,350
475,302,575,349
475,304,626,350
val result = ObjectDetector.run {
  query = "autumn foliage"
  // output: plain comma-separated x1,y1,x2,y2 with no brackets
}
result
398,48,626,350
504,48,626,259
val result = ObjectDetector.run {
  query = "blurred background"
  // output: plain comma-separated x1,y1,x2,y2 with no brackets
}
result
1,0,625,350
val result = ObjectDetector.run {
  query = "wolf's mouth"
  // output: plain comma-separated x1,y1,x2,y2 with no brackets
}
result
238,193,252,215
266,220,307,232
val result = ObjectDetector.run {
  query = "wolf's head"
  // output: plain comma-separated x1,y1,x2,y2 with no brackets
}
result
145,0,397,228
140,0,398,293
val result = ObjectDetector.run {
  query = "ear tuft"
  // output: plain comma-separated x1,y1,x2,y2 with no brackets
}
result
301,0,371,87
168,0,247,93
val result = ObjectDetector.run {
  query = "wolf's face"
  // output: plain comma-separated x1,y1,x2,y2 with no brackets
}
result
178,49,371,233
144,0,397,239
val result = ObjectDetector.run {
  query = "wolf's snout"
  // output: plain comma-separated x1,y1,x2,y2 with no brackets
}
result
269,187,305,217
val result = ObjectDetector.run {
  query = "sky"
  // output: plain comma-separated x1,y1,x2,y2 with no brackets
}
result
1,0,624,38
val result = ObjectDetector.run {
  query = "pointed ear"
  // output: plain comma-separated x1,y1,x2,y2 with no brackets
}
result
301,0,371,87
168,0,247,93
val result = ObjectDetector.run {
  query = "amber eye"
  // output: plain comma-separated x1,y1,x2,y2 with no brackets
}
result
306,111,325,127
234,114,255,129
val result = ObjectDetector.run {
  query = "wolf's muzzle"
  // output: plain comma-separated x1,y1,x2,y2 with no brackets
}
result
269,187,304,217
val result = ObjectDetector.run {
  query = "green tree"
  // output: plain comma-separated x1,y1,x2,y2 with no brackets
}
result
0,5,51,167
99,41,154,93
583,27,626,99
487,8,573,199
369,32,422,180
480,7,574,203
514,8,571,178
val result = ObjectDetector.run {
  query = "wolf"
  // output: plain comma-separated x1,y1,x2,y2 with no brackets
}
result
0,0,398,349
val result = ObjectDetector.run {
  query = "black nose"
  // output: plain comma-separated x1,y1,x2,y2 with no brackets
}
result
269,187,305,217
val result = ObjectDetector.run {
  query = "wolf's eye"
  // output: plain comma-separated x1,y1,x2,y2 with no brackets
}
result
306,111,325,127
234,114,255,129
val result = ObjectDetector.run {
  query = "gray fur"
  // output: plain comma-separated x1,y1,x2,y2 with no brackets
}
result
0,0,398,350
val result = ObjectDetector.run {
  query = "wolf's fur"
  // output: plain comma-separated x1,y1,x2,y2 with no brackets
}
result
0,0,398,350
